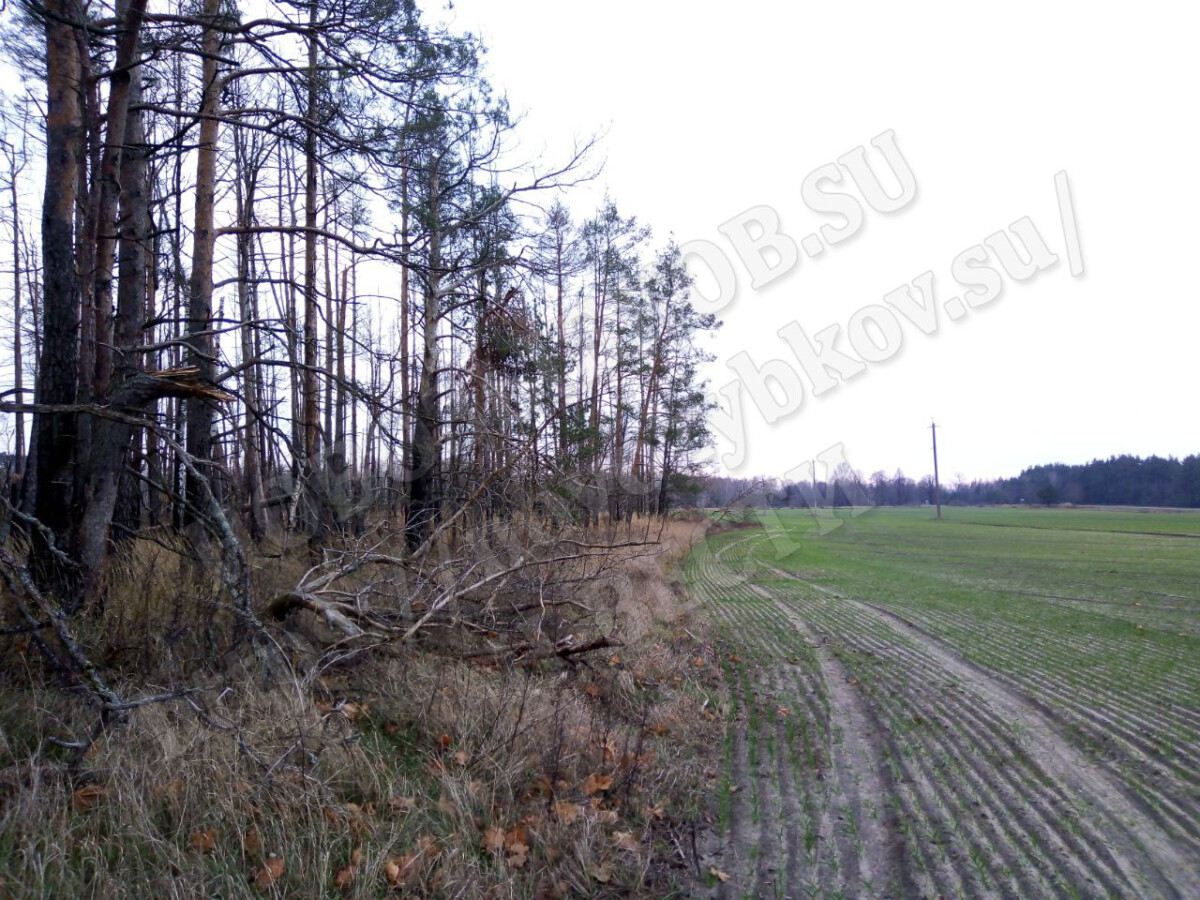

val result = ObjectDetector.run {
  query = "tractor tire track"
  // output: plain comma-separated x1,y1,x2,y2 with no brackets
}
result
766,562,1200,899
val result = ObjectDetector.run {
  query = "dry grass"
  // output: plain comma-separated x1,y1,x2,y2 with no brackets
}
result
0,517,723,898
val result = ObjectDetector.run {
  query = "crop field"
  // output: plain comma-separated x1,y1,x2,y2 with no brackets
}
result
685,507,1200,899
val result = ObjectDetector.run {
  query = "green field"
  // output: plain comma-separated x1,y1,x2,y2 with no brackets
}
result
686,507,1200,899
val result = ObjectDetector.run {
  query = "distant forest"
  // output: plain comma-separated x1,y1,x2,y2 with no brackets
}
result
701,454,1200,510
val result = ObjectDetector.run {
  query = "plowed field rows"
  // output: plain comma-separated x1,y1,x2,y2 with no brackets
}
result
686,508,1200,899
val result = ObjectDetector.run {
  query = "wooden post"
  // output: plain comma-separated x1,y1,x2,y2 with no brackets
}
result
931,420,942,519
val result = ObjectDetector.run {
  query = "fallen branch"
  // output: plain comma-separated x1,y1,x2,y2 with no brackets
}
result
464,635,624,667
267,591,378,639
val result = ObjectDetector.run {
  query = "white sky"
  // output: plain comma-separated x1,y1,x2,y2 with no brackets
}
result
444,0,1199,484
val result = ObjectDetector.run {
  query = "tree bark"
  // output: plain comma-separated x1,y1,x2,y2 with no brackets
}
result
406,164,441,551
31,0,82,588
234,130,268,540
183,0,223,534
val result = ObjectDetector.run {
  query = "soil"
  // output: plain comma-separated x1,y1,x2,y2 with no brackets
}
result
691,535,1200,899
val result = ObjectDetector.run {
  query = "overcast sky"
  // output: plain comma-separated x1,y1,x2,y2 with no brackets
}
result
443,0,1196,484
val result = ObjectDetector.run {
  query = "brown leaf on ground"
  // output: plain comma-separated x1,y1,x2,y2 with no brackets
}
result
709,866,730,883
71,784,107,813
482,826,505,855
243,827,261,856
507,842,529,868
613,830,640,852
389,795,416,815
153,779,183,799
453,750,469,766
384,852,420,889
253,855,285,891
333,864,355,890
582,773,613,795
347,803,372,838
341,701,369,721
189,828,218,854
553,800,582,824
590,863,612,883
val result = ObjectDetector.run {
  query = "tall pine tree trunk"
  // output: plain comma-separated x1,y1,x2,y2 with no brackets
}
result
31,0,82,588
406,166,441,551
184,0,222,533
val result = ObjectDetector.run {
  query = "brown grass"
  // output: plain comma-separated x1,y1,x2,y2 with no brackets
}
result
0,519,722,898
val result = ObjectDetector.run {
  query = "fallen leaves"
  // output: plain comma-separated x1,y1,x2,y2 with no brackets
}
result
333,848,363,889
152,779,183,800
612,830,640,852
709,866,731,882
482,826,506,854
71,784,107,813
553,800,582,824
332,864,356,890
253,855,285,891
582,773,613,795
189,828,218,854
383,853,419,889
384,837,440,890
340,701,369,721
483,822,531,868
389,795,417,815
386,854,420,892
592,808,618,825
507,840,530,869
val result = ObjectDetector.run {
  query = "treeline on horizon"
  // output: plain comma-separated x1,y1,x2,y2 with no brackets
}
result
700,453,1200,510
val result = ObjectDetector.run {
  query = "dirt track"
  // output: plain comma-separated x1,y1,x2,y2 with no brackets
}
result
690,534,1200,899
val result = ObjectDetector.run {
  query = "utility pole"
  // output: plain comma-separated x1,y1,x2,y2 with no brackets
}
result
930,420,942,519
